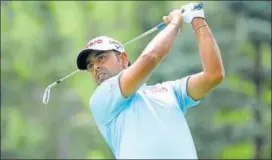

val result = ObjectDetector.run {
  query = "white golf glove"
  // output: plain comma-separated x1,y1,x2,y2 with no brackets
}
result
181,2,205,24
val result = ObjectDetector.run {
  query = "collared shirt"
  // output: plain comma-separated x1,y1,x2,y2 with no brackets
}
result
90,72,201,158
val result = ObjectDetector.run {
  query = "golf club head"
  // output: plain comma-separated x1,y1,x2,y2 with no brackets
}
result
42,69,80,105
42,87,51,104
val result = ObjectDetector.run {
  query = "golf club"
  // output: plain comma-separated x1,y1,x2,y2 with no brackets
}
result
42,2,203,105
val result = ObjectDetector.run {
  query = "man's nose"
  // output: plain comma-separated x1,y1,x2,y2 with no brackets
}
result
94,63,101,70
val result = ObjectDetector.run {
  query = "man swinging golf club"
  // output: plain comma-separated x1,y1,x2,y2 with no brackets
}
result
76,2,225,159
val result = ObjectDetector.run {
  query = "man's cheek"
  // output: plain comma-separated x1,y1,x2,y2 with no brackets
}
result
91,74,96,81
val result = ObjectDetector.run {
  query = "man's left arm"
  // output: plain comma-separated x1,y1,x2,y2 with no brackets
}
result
187,17,225,100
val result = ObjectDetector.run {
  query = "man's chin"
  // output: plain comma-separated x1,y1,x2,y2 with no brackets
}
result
96,71,121,85
97,75,112,85
97,79,105,85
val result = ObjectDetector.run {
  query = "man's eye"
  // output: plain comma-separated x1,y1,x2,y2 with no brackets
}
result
99,56,105,60
98,55,105,60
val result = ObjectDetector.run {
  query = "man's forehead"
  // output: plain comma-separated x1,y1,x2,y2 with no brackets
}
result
86,50,112,63
87,51,104,59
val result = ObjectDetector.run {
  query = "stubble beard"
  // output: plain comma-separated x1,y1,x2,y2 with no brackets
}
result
97,67,123,85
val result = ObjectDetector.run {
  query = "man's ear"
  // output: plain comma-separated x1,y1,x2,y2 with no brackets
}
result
120,52,129,68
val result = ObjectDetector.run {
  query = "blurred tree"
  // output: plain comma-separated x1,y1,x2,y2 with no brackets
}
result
225,1,271,159
1,1,271,159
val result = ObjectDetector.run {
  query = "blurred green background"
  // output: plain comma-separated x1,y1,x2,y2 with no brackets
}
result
1,1,271,159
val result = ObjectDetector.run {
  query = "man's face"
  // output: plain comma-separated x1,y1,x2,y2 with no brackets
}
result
86,50,128,85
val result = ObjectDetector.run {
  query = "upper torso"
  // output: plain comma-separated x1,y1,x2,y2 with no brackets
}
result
90,73,201,158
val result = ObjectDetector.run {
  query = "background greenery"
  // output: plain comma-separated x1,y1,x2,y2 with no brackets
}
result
1,1,271,159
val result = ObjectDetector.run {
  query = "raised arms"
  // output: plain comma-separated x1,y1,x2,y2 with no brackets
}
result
120,10,183,98
186,17,225,100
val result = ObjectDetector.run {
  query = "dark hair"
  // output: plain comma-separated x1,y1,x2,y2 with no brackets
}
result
113,50,131,67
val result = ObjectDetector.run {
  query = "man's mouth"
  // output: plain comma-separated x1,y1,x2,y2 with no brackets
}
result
97,73,106,81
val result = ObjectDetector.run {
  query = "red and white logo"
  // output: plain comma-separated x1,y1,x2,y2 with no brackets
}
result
87,39,103,47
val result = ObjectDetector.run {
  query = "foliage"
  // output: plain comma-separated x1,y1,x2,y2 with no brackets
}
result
1,1,271,159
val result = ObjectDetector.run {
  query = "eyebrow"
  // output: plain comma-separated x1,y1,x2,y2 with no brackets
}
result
86,51,105,65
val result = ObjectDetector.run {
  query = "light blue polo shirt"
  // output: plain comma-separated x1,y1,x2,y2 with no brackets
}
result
90,71,201,159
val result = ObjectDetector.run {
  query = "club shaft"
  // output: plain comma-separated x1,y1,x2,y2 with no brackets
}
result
47,23,166,87
123,28,158,46
48,69,80,88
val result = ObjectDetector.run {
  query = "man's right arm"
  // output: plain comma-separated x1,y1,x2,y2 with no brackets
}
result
120,10,182,98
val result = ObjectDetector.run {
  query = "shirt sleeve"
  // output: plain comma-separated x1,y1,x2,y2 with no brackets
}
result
165,76,202,113
89,72,132,125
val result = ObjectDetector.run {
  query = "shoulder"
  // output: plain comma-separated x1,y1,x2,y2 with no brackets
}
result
90,75,118,105
89,71,134,112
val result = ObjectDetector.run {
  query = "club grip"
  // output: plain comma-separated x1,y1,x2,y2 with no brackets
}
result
155,2,203,31
156,22,167,31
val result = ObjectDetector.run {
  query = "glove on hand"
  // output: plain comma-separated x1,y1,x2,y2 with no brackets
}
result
181,2,205,24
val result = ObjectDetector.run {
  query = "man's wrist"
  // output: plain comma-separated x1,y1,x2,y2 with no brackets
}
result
168,22,181,33
191,18,206,30
170,16,182,25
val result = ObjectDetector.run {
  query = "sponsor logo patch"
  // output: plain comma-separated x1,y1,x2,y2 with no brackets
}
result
109,40,123,50
87,39,103,47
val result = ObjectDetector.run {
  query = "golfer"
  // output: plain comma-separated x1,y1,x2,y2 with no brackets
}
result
76,3,225,159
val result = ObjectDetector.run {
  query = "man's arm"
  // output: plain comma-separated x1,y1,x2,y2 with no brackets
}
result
120,10,182,98
187,18,225,100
